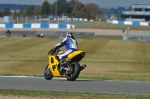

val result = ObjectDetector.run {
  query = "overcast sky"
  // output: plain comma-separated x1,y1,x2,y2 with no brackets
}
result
0,0,150,8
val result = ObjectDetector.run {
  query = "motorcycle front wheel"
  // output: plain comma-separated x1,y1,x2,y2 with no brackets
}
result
6,34,10,37
44,65,53,80
66,61,80,81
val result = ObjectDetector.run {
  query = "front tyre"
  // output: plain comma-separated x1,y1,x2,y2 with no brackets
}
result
44,65,53,80
66,62,80,81
6,34,10,37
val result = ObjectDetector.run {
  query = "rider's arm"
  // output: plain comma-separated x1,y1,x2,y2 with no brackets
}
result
53,38,67,51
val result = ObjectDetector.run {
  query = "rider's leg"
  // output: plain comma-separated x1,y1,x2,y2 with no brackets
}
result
57,49,74,65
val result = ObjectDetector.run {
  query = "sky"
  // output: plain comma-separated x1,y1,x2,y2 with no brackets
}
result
0,0,150,8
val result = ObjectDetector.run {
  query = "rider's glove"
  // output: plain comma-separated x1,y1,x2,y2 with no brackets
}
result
52,48,57,56
52,48,56,52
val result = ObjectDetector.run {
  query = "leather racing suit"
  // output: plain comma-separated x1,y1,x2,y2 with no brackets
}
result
53,33,78,60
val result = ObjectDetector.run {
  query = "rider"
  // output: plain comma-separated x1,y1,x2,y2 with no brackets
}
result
53,32,78,65
6,29,11,36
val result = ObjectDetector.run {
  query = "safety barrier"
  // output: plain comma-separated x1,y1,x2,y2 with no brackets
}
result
72,18,88,21
111,20,150,26
37,18,88,21
0,23,75,29
122,30,150,41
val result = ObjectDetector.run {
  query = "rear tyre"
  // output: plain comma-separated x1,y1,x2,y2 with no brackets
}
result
44,65,53,80
66,62,80,81
6,34,10,37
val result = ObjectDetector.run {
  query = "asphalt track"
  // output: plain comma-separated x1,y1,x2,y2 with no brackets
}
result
0,28,122,37
0,76,150,94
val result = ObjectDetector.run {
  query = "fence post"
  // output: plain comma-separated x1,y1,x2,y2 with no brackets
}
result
17,16,18,23
127,27,129,40
67,16,68,24
49,16,50,24
39,16,41,23
35,16,36,23
26,16,27,23
58,16,59,24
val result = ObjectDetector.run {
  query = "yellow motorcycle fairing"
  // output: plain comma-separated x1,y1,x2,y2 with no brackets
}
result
57,50,85,62
48,55,65,77
48,50,85,77
66,51,85,62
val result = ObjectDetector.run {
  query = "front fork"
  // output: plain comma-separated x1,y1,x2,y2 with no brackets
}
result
45,66,50,75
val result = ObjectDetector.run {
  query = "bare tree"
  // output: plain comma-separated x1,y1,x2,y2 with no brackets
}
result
85,3,103,20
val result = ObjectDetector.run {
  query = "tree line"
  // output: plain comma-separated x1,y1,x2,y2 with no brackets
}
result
0,0,103,20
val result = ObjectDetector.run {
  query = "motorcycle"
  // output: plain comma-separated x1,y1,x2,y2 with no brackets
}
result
6,33,10,37
44,48,86,81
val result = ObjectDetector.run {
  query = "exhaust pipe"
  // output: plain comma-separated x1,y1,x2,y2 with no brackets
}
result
80,64,86,71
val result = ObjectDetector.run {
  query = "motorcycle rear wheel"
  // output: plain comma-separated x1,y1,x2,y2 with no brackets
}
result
44,65,53,80
66,62,80,81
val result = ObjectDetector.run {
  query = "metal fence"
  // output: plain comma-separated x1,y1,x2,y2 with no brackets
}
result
0,16,72,24
0,16,88,24
123,29,150,41
0,17,4,23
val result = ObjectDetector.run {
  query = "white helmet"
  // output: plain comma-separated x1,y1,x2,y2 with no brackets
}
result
66,32,73,37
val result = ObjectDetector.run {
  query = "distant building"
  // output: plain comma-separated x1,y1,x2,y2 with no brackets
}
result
10,9,21,14
122,4,150,22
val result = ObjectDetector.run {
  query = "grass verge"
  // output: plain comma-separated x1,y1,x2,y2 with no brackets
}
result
0,89,150,99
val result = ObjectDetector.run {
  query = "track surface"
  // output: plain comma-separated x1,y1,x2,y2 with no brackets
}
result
0,76,150,94
0,28,122,36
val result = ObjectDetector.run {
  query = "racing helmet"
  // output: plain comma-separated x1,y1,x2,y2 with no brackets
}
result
66,32,75,39
66,32,73,37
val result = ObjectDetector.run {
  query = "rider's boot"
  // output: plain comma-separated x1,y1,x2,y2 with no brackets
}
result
59,58,67,72
60,58,67,66
55,56,67,65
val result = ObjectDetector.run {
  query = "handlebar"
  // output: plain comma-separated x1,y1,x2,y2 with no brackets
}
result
48,48,59,56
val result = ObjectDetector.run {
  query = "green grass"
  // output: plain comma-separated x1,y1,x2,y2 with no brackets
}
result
0,89,150,99
0,36,150,81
